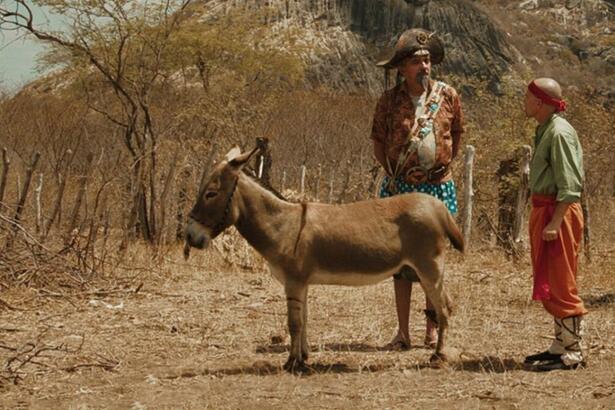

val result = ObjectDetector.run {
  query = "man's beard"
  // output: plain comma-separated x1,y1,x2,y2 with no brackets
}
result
417,72,430,91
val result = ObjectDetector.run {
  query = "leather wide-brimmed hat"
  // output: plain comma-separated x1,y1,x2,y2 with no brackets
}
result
376,28,444,68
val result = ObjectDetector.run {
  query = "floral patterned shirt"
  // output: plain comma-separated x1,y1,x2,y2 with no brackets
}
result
370,80,464,184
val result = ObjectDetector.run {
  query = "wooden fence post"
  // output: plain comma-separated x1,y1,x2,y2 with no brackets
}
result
315,163,322,202
14,152,40,226
175,167,191,241
68,152,94,236
35,172,43,234
157,152,178,247
512,145,531,247
43,148,73,239
258,155,264,179
461,145,475,248
300,165,306,197
328,170,334,203
338,160,351,203
4,152,40,248
255,137,272,186
581,194,591,263
0,148,10,212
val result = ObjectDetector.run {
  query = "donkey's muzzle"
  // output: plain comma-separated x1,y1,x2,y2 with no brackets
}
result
185,220,210,250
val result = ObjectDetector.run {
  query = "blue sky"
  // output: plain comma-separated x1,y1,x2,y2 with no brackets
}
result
0,5,65,91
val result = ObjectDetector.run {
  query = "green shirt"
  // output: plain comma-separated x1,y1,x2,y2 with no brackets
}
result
529,114,584,203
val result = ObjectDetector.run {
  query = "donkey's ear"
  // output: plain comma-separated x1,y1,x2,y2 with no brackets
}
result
224,145,242,162
229,146,260,169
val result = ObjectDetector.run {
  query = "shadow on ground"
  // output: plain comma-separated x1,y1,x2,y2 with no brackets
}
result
584,292,615,307
166,356,525,378
256,342,430,354
164,360,397,377
436,356,524,373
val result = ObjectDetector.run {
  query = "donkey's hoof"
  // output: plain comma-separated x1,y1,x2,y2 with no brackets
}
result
430,347,460,364
430,351,449,363
283,357,307,373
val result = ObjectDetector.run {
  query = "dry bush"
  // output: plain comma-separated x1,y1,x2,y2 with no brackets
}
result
2,74,614,290
1,1,614,290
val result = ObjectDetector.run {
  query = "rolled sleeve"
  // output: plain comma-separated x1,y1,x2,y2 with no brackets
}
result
551,132,584,202
370,95,388,144
450,91,464,159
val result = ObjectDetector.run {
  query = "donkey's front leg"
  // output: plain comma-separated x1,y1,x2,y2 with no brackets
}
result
301,286,309,361
284,281,308,371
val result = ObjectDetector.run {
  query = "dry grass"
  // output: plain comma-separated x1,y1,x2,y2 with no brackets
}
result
1,214,614,409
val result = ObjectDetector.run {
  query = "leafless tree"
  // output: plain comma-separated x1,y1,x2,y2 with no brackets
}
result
0,0,193,241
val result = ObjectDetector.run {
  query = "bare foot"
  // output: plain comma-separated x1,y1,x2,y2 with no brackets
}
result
384,331,411,351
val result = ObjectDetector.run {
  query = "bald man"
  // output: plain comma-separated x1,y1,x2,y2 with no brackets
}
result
523,77,587,371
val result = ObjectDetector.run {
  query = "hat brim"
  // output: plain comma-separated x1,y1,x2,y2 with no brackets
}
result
376,35,445,68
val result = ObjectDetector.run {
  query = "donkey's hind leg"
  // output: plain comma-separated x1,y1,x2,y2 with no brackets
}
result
414,255,453,362
284,280,308,372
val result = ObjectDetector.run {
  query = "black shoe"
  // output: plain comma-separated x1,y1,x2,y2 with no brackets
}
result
535,358,586,372
524,350,560,364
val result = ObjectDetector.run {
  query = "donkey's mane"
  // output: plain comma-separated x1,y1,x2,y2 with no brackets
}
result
241,167,289,202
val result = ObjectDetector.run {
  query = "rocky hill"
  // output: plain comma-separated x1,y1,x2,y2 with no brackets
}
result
480,0,614,103
203,0,614,100
13,0,615,104
205,0,517,93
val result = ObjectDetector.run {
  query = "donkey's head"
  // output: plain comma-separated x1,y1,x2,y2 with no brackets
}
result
184,146,259,255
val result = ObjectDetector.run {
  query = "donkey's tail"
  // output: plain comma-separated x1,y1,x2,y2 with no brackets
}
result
444,209,464,253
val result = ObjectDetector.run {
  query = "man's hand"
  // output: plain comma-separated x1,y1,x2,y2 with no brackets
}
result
542,201,572,241
542,222,560,241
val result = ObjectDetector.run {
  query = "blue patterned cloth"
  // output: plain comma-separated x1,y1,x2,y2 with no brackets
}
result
379,176,458,216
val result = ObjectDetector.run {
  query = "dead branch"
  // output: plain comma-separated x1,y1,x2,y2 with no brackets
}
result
63,360,119,373
3,342,64,384
1,213,53,253
0,297,23,311
478,208,521,260
1,330,85,384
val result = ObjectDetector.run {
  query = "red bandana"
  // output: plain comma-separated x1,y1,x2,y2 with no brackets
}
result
528,81,567,112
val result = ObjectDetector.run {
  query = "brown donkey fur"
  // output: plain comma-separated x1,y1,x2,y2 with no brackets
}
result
185,146,464,371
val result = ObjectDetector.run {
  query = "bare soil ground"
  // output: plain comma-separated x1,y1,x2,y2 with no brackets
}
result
1,240,614,409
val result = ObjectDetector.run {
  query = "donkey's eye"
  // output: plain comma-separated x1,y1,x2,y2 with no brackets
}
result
205,191,218,200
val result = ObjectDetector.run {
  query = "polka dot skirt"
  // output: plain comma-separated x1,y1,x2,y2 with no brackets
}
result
379,176,458,216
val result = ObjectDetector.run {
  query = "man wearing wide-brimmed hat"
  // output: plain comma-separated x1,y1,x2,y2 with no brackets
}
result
370,28,464,350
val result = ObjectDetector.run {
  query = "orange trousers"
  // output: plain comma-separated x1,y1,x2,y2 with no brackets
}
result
529,194,587,319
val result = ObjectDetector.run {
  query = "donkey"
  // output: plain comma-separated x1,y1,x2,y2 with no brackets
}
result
185,146,464,370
